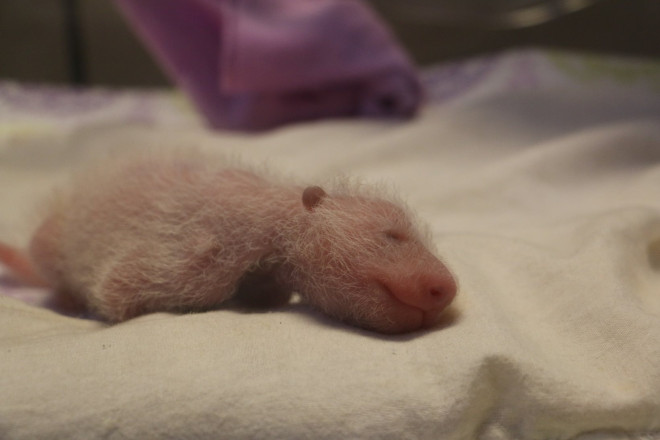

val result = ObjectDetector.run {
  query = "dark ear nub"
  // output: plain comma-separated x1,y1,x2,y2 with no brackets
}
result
302,186,327,211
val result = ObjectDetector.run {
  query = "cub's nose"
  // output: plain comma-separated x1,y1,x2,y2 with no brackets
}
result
379,269,457,313
417,272,457,312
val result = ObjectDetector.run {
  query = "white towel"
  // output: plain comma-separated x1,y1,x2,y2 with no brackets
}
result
1,50,660,439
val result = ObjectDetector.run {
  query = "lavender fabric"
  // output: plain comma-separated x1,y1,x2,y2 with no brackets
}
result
114,0,421,131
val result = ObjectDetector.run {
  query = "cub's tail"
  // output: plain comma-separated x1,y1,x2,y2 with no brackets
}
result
0,242,49,287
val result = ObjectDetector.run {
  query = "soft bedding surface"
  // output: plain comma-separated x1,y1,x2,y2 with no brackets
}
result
1,50,660,439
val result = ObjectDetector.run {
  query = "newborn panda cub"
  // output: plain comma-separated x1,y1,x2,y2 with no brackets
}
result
7,150,457,334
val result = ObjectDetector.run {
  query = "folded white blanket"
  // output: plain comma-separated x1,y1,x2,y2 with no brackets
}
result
1,50,660,439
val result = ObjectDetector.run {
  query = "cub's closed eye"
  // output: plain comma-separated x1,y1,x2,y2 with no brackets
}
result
384,230,408,242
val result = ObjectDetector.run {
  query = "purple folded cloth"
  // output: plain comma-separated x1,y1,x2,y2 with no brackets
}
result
114,0,422,130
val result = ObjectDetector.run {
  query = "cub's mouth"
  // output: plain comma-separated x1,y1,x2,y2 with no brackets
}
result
375,281,434,332
374,270,456,330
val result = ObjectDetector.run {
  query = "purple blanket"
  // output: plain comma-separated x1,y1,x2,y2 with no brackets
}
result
115,0,421,130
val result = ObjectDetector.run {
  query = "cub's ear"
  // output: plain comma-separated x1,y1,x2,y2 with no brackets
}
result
302,186,327,211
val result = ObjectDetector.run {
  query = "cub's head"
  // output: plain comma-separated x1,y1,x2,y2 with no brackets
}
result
287,185,456,334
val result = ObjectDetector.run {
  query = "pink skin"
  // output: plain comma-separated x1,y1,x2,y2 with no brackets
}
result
0,153,457,334
370,263,456,333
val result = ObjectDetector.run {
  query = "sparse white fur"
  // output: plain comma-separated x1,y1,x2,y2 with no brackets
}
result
28,148,456,333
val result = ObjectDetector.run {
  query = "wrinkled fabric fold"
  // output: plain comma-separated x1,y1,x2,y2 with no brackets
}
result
2,50,660,439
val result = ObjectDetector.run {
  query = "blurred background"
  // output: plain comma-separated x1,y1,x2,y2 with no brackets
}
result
1,0,658,87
